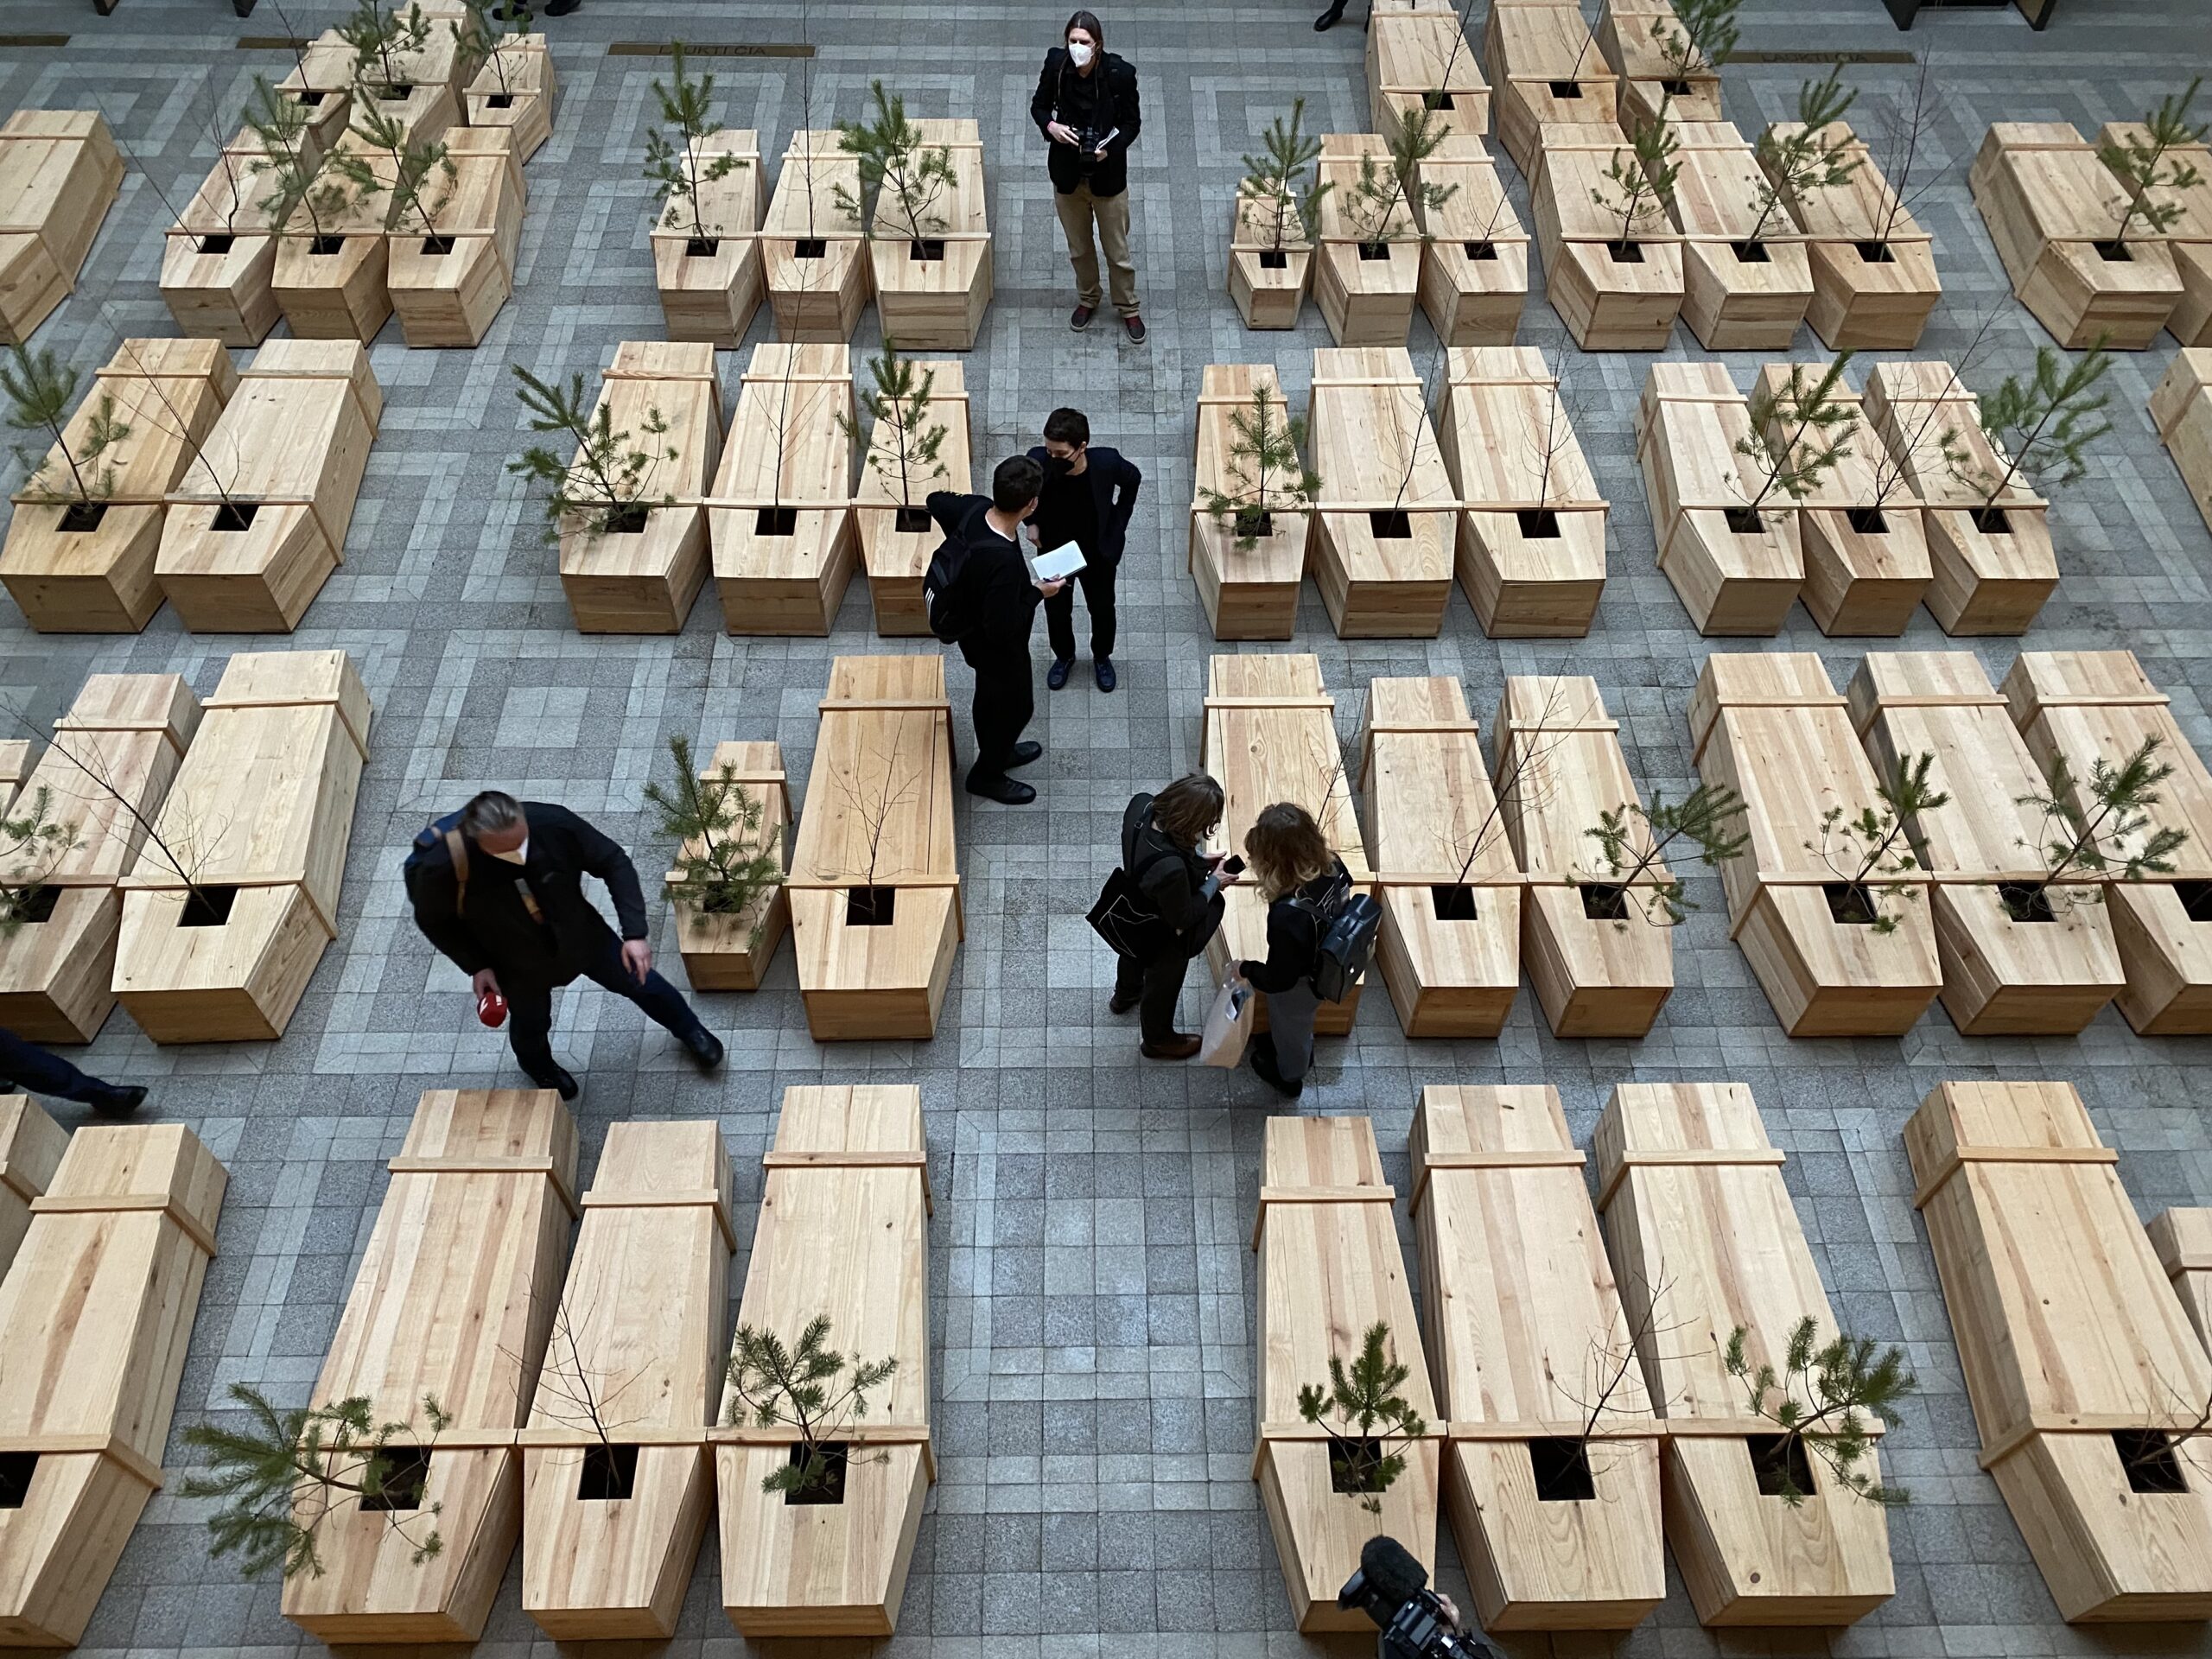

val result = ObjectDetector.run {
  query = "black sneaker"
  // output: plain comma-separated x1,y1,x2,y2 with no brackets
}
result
1123,314,1147,343
1313,2,1346,28
1249,1040,1302,1101
967,774,1037,805
1047,658,1073,690
535,1066,581,1102
543,0,580,14
1008,741,1043,769
1071,303,1095,331
681,1027,725,1071
89,1084,147,1119
1095,658,1117,693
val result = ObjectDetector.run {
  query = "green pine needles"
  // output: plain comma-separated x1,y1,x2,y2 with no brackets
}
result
1198,384,1319,551
2097,77,2206,250
645,735,783,940
508,365,677,541
724,1316,899,1500
2017,734,2190,906
1808,750,1950,933
339,0,432,95
334,101,455,236
1725,1317,1914,1507
1738,352,1858,514
179,1383,451,1580
246,76,348,242
843,342,950,505
836,80,956,247
1296,1321,1428,1517
1237,97,1332,252
3,344,130,506
1580,783,1751,927
1954,340,2113,512
1750,68,1861,246
454,0,529,98
1342,105,1456,251
1594,106,1681,250
645,42,746,241
0,785,79,937
1650,0,1741,82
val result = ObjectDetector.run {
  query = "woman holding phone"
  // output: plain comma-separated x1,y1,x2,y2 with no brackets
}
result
1110,774,1236,1058
1029,10,1146,340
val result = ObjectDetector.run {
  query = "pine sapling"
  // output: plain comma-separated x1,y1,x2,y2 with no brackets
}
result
645,735,782,942
339,0,432,97
1342,105,1457,252
1952,340,2113,522
508,365,677,541
246,76,348,245
1580,782,1750,926
1871,54,1941,252
2013,734,2190,917
1198,384,1319,550
1650,0,1741,88
2096,77,2206,252
1237,97,1331,254
3,345,131,508
1725,1317,1913,1507
1808,750,1949,932
836,79,956,253
0,786,79,937
1735,351,1857,520
1593,105,1681,253
1749,68,1861,250
645,42,745,245
1297,1321,1428,1518
334,102,455,238
724,1316,898,1500
453,0,531,99
840,341,949,514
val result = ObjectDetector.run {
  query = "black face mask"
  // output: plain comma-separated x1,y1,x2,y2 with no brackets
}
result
1046,454,1077,477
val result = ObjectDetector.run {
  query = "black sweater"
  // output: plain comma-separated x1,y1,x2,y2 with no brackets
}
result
925,490,1046,666
1029,48,1141,196
1240,865,1349,994
1122,794,1224,955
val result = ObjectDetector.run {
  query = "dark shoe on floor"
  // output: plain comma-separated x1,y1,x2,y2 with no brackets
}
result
1095,658,1117,692
1008,740,1043,768
681,1026,725,1071
543,0,579,14
1313,2,1345,28
1047,657,1073,690
1249,1041,1303,1100
1109,990,1140,1015
1124,314,1147,343
967,773,1037,805
1071,303,1095,331
88,1084,146,1118
535,1065,581,1102
1141,1033,1202,1060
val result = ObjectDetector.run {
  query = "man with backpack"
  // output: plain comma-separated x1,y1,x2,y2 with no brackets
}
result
925,455,1066,806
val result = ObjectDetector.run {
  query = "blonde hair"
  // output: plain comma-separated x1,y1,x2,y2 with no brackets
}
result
1244,803,1331,902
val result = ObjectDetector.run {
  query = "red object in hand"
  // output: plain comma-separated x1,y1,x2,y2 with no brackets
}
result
477,989,508,1027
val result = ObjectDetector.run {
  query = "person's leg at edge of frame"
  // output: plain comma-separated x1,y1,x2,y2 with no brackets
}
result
1055,185,1104,327
1093,189,1143,336
1044,578,1080,670
1136,950,1191,1050
0,1026,143,1113
1252,979,1319,1096
502,982,564,1089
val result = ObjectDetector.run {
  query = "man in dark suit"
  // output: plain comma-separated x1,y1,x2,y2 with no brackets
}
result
406,791,724,1100
1028,408,1141,694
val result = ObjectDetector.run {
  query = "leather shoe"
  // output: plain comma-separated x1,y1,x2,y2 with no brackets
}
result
1047,658,1073,690
1141,1033,1202,1060
1313,2,1345,27
1109,991,1139,1014
543,0,579,14
1008,741,1042,769
681,1027,725,1071
1123,314,1147,343
1249,1041,1302,1100
967,774,1036,805
535,1065,581,1102
1071,303,1095,331
89,1084,146,1118
1095,658,1117,692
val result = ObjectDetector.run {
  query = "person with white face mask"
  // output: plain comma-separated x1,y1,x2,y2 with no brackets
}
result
1029,8,1146,341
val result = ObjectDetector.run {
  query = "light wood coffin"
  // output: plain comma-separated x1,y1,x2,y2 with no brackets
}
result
466,35,557,164
2152,346,2212,535
0,675,200,1045
653,128,765,347
269,129,411,345
521,1122,732,1639
1861,359,2057,634
160,124,317,346
276,37,359,151
1200,654,1374,1037
1751,360,1930,636
1970,122,2182,350
1310,346,1456,637
1530,124,1687,350
558,340,719,634
764,130,872,342
1908,1080,2212,1622
868,118,990,351
0,1124,226,1647
2098,120,2212,344
1413,135,1529,346
1433,345,1605,635
1595,1082,1895,1625
283,1090,576,1643
1668,121,1815,350
2,338,238,633
856,359,969,636
1636,361,1802,633
112,649,372,1042
1759,120,1941,350
665,741,791,993
0,743,29,814
1411,1085,1664,1629
2150,1208,2212,1351
2003,650,2212,1033
1848,652,2124,1033
0,111,123,346
1253,1116,1440,1632
1597,0,1723,130
0,1096,64,1286
1483,3,1620,181
715,1085,932,1636
788,658,961,1041
1357,677,1520,1037
711,342,857,635
1492,675,1674,1036
156,339,381,632
1368,0,1491,139
1228,189,1315,332
1689,652,1942,1035
1313,135,1422,348
1188,363,1310,640
388,126,524,347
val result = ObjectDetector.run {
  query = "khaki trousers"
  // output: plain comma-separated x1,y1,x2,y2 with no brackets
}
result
1053,183,1141,316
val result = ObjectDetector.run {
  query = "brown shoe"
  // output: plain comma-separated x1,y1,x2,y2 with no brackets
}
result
1141,1033,1201,1060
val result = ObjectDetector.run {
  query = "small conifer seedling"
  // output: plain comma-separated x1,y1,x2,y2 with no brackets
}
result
508,365,677,541
1237,97,1332,256
724,1316,898,1502
1725,1317,1914,1507
1580,782,1750,926
3,344,131,509
1341,105,1457,254
1807,749,1949,932
1199,383,1320,550
2012,734,2190,918
1951,340,2113,530
2095,77,2207,255
645,41,746,247
1296,1321,1429,1518
836,80,957,256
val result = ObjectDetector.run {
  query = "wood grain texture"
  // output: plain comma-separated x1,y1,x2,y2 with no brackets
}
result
2095,121,2212,344
1529,124,1686,350
1310,346,1455,636
0,1095,66,1286
652,129,765,346
0,110,122,345
466,35,557,164
855,360,969,635
867,119,991,350
1189,364,1311,639
2152,348,2212,535
762,131,872,342
1758,121,1940,349
1483,5,1620,179
1368,0,1491,139
667,741,791,993
1313,136,1423,347
709,341,858,636
388,127,524,348
1412,136,1529,346
1667,122,1815,351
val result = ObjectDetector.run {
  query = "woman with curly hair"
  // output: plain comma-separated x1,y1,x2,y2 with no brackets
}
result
1234,802,1350,1100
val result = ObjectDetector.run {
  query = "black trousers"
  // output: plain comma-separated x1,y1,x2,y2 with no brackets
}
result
1044,559,1118,661
502,936,705,1084
968,651,1035,786
1114,947,1194,1045
0,1026,120,1105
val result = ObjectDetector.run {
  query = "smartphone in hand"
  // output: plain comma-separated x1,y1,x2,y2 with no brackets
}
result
1220,855,1245,875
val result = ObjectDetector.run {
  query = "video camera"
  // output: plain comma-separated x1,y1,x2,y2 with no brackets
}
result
1338,1536,1499,1659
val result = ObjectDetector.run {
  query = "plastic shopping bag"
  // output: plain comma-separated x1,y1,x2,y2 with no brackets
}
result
1198,977,1253,1068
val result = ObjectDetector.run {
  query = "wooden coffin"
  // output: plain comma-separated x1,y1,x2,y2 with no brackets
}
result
1848,652,2124,1033
1411,1086,1664,1629
868,118,989,351
0,1096,64,1284
2098,120,2212,344
0,675,200,1045
1669,121,1815,350
1689,652,1942,1035
665,741,791,993
1596,1082,1895,1624
389,127,523,347
0,742,29,813
283,1090,576,1643
1861,359,2057,634
1253,1116,1440,1631
1313,135,1422,348
788,658,961,1041
652,128,765,347
764,130,871,341
558,340,718,634
2003,650,2212,1033
1227,191,1314,331
1492,675,1674,1035
2,338,238,633
1188,363,1310,640
1530,124,1687,350
710,342,857,635
1412,135,1529,346
1759,120,1940,349
466,35,556,163
1368,0,1491,138
2152,347,2212,535
1433,346,1605,634
1357,677,1521,1037
0,111,122,345
1750,360,1929,635
1597,0,1722,130
1909,1081,2212,1621
1200,654,1375,1036
856,359,969,636
2149,1208,2212,1351
715,1085,932,1636
270,132,400,344
156,339,381,632
0,1124,226,1646
160,124,312,346
1483,3,1621,180
276,37,359,150
1310,346,1455,637
1636,361,1801,633
521,1122,732,1638
112,649,372,1042
1970,123,2182,350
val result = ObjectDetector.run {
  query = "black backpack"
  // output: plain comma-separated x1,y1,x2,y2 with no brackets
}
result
922,533,976,645
1293,867,1381,1003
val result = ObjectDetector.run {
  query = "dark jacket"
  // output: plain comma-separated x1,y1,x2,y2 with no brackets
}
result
1240,862,1351,994
1027,445,1142,568
1030,48,1141,196
407,802,648,989
925,489,1044,668
1122,793,1224,957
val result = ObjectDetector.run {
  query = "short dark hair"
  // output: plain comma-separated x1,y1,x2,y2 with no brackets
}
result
1065,9,1103,46
1151,773,1225,847
461,791,523,837
1043,408,1090,447
992,455,1045,513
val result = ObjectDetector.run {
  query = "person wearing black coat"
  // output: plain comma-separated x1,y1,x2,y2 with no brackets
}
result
1111,776,1235,1058
1028,407,1141,693
1029,10,1145,339
406,792,723,1099
1234,803,1349,1101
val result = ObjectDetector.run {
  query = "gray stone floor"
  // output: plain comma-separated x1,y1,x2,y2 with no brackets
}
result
3,0,2211,1654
